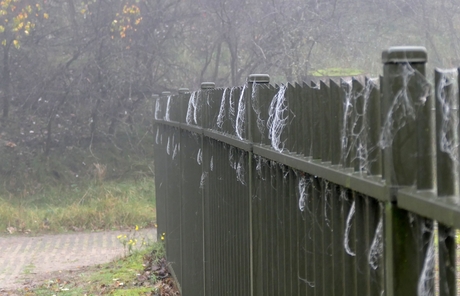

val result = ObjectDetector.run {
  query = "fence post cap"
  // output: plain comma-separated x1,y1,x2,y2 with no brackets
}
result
178,88,189,94
248,74,270,83
382,46,427,63
201,82,215,89
161,91,171,97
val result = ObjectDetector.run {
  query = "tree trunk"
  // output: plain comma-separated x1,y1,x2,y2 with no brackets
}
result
2,41,11,120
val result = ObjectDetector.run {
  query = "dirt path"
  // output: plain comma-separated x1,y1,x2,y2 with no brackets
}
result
0,228,157,291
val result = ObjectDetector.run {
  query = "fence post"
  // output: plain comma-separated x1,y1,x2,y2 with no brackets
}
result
435,69,458,296
248,74,269,296
200,81,215,296
381,46,433,296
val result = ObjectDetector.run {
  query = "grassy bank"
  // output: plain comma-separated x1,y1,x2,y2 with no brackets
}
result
0,177,156,234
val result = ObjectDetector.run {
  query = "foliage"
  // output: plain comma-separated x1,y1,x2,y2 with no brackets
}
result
117,224,149,256
0,0,48,48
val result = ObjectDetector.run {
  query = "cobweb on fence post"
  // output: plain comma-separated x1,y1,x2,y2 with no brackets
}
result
255,154,267,180
344,199,356,257
251,82,265,135
368,210,384,270
164,95,171,121
340,78,353,166
417,221,435,296
267,84,288,152
166,136,171,155
155,127,160,144
298,174,310,212
227,146,246,185
378,64,430,149
235,84,247,140
172,143,178,160
436,69,459,163
200,171,208,189
154,97,162,120
217,88,228,129
228,146,237,170
355,78,379,173
229,87,236,131
236,150,246,185
323,180,332,228
186,91,200,125
197,148,202,165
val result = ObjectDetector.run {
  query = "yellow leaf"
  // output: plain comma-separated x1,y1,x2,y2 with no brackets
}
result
0,25,4,33
1,39,5,46
13,39,19,49
43,13,48,19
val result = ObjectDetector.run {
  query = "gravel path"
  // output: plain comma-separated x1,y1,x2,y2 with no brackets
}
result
0,228,157,290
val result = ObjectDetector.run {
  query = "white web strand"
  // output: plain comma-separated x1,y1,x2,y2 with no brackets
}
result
228,146,237,170
344,200,356,257
340,79,353,165
210,156,214,171
164,95,171,121
154,97,162,120
228,147,246,185
368,215,384,270
436,69,459,163
251,82,265,135
298,276,315,288
323,180,331,228
417,228,435,296
217,88,228,129
172,144,178,160
355,78,378,173
267,84,288,152
229,87,236,130
298,175,309,212
236,151,246,185
379,64,430,149
200,171,208,189
155,127,160,144
197,148,202,165
235,84,247,140
255,155,267,180
186,91,199,125
166,137,171,155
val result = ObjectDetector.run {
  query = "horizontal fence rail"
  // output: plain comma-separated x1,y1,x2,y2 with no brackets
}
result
153,46,460,296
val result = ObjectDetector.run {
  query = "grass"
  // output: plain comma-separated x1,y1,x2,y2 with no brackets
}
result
310,67,363,77
20,242,169,295
0,177,156,234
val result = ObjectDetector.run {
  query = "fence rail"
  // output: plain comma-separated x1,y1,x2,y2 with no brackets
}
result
153,46,460,296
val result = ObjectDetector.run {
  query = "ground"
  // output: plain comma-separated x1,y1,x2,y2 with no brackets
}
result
0,228,179,295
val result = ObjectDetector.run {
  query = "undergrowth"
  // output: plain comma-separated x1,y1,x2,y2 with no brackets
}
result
0,177,156,234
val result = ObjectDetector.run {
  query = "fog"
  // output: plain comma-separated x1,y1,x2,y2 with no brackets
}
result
0,0,458,190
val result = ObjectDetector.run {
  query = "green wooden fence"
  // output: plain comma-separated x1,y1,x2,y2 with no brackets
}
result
153,46,459,296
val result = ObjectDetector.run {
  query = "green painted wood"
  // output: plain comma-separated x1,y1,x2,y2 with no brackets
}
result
330,80,342,166
320,81,331,162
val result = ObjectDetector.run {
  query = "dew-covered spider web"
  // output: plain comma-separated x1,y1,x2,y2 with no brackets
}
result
267,84,288,152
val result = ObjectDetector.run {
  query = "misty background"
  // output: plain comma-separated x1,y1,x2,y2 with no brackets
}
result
0,0,458,191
